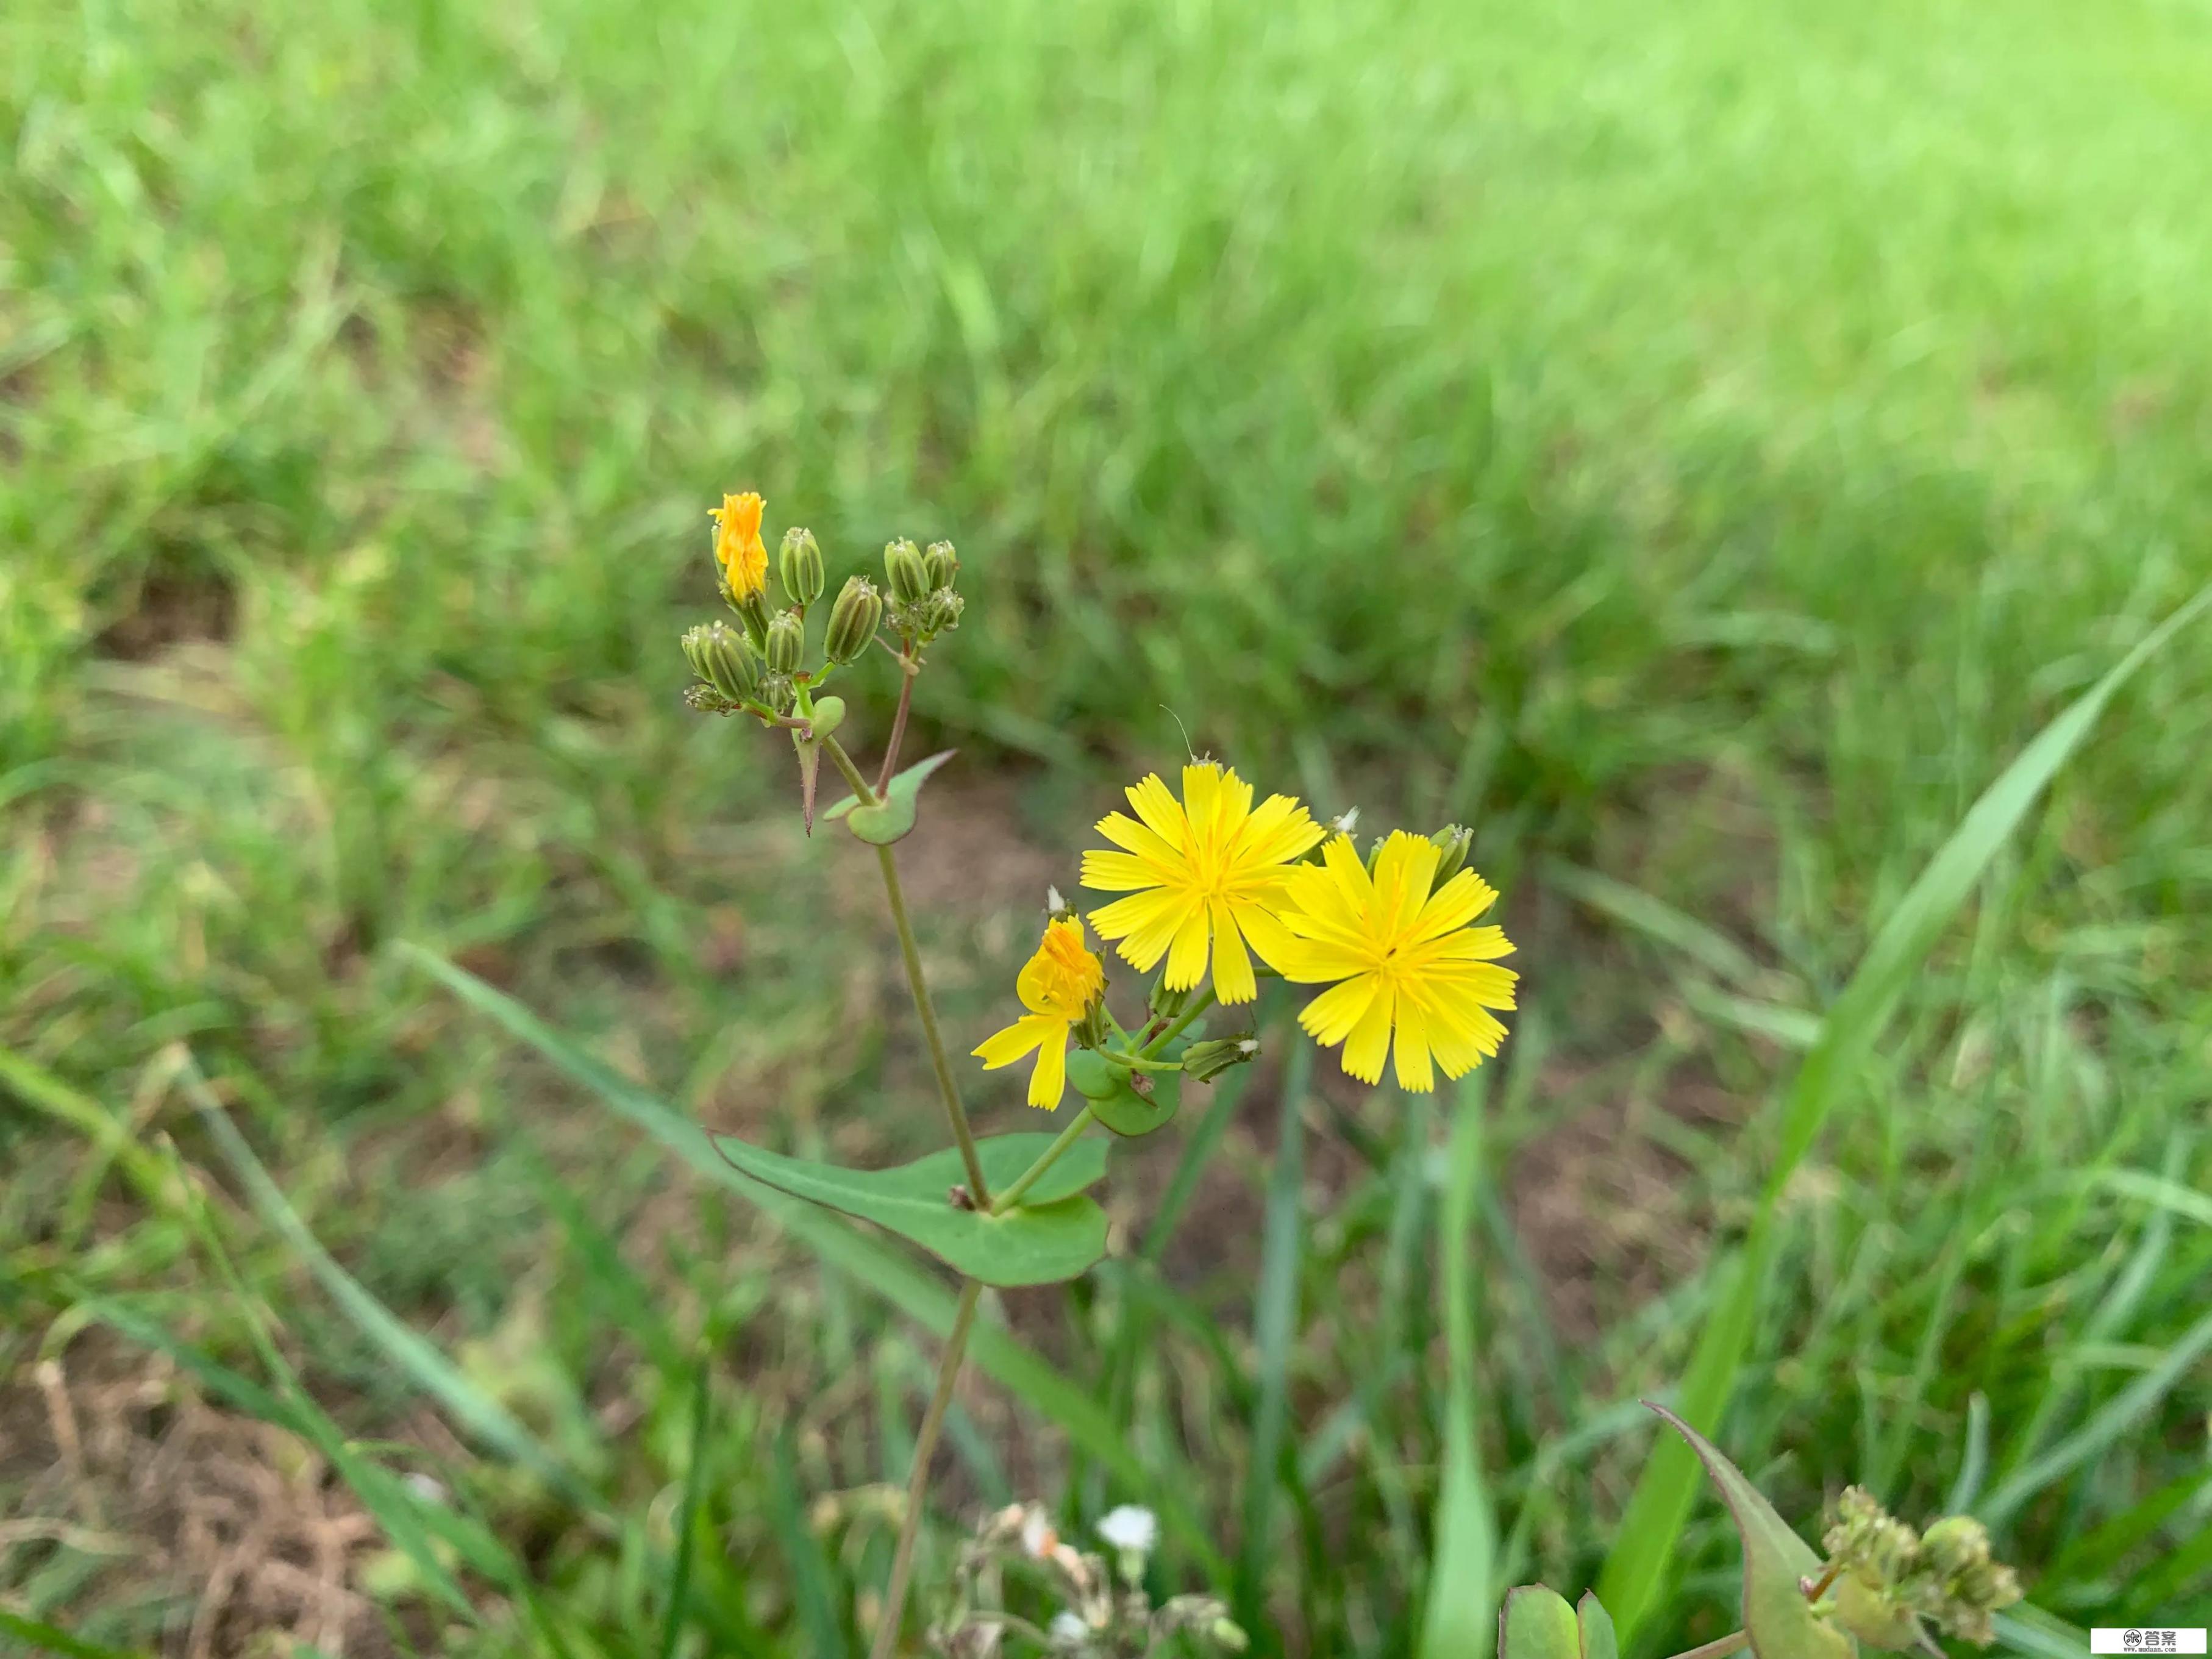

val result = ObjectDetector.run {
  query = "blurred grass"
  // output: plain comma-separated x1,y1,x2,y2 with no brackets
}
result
5,0,2212,1652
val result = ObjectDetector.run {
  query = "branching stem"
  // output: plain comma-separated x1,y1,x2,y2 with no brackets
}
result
990,1105,1095,1215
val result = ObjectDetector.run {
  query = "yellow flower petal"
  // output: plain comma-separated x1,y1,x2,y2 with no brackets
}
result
974,1015,1052,1069
1027,1030,1070,1109
1163,900,1211,990
1081,849,1169,893
1126,774,1188,851
1299,975,1380,1046
1340,982,1396,1085
1208,898,1258,1004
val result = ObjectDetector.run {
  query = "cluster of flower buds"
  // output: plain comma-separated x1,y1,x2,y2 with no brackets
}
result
930,1501,1245,1658
884,537,964,644
1821,1488,2022,1650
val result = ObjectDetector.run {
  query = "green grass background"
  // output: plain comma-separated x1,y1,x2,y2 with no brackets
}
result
5,0,2211,1651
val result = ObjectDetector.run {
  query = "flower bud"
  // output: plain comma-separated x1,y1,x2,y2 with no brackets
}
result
1148,979,1191,1021
1430,824,1472,885
779,526,824,608
765,610,805,675
729,585,773,652
884,537,930,604
681,621,760,704
1180,1035,1260,1082
921,589,965,635
922,538,959,590
1211,1619,1249,1652
824,576,883,665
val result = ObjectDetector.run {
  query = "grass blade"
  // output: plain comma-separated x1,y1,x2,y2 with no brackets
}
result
1143,1061,1254,1263
402,944,1228,1579
657,1360,713,1659
0,1608,157,1659
768,1427,849,1659
1236,1040,1311,1641
1596,585,2212,1639
1976,1299,2212,1529
178,1057,598,1511
1420,1071,1496,1658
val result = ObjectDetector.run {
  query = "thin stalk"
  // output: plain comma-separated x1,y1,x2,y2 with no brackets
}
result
1661,1633,1748,1659
1141,989,1216,1058
868,1279,982,1659
1096,1049,1183,1075
877,658,919,793
822,734,990,1205
990,1106,1095,1215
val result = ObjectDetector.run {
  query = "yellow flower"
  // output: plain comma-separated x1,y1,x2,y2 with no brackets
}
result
1080,763,1323,1004
1255,830,1516,1091
710,491,769,600
972,918,1106,1110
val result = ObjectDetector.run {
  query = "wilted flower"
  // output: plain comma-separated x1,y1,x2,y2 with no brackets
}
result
973,919,1107,1108
711,491,769,602
1252,830,1516,1091
1082,763,1323,1002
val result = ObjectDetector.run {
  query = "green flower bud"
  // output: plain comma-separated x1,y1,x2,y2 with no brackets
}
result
1148,978,1191,1021
1211,1619,1249,1652
1430,824,1472,885
765,610,805,675
824,576,883,665
779,526,825,608
1181,1035,1260,1082
922,538,959,590
884,537,930,604
729,585,773,652
681,621,760,704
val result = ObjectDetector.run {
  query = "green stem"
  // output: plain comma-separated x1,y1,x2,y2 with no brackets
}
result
990,1105,1094,1215
1141,989,1216,1058
822,734,992,1207
1097,1049,1183,1075
868,1279,982,1659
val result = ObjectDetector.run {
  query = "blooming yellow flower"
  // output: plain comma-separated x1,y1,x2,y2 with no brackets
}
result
1254,830,1516,1091
1080,763,1324,1004
710,491,769,600
972,917,1106,1110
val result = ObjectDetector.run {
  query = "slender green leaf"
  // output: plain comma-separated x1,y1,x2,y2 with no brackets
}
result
1497,1587,1580,1659
1646,1405,1851,1659
1992,1606,2094,1659
1597,587,2212,1639
822,749,955,844
1544,861,1766,988
1422,1071,1496,1659
658,1361,712,1659
180,1061,598,1510
0,1608,156,1659
713,1130,1108,1286
1236,1040,1310,1643
402,945,1226,1578
768,1427,849,1659
1977,1299,2212,1528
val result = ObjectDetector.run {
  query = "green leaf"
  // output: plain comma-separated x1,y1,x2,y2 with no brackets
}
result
1597,584,2212,1640
822,749,955,844
402,944,1227,1580
1068,1048,1181,1137
1422,1071,1497,1658
1646,1404,1851,1659
711,1130,1108,1286
1497,1587,1580,1659
0,1608,158,1659
1578,1594,1620,1659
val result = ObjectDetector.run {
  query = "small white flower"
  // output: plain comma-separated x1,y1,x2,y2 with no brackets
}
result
1096,1504,1158,1554
1329,805,1360,835
1047,1611,1089,1650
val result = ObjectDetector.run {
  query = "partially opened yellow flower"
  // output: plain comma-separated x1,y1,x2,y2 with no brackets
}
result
1255,830,1516,1091
1081,763,1323,1004
972,917,1106,1110
710,491,769,601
